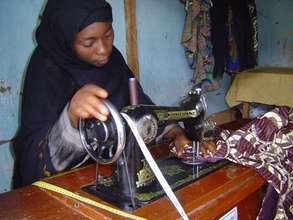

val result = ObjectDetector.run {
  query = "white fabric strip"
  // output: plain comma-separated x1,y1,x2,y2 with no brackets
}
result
121,113,189,220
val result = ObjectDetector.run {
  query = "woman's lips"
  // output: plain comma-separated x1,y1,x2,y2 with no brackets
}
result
95,58,108,66
98,58,108,64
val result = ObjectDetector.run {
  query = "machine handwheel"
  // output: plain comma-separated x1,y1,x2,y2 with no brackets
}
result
79,100,126,164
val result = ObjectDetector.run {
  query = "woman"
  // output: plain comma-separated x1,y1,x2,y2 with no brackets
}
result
13,0,189,188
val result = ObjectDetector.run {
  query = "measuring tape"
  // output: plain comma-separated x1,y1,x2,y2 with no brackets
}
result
121,113,189,220
33,181,147,220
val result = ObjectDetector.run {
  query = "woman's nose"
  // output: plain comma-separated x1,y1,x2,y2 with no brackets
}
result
95,40,107,55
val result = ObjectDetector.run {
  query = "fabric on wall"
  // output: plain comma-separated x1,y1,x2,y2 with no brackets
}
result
181,0,258,91
210,0,258,78
247,0,258,65
181,0,219,92
226,6,240,72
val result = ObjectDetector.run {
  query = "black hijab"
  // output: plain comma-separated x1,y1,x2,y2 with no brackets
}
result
29,0,152,116
36,0,129,101
36,0,113,84
14,0,152,187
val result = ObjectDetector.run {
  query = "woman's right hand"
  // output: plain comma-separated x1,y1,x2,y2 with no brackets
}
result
200,141,217,157
68,84,109,128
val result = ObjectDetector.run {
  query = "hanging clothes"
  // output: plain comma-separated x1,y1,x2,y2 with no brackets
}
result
226,6,240,72
181,0,258,89
210,0,258,77
181,0,219,92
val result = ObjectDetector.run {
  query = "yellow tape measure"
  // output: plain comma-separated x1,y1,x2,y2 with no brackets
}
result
33,181,147,220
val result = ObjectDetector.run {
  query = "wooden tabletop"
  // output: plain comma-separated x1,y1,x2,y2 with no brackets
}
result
0,120,265,219
0,163,265,220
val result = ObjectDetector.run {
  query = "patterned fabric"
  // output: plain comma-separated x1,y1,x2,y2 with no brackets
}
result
181,0,219,92
247,0,258,65
204,107,293,220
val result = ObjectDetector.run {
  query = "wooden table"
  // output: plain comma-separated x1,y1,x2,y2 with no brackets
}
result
0,120,266,219
0,163,265,220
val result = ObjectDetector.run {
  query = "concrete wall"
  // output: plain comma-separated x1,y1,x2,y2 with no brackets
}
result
0,0,292,193
256,0,293,66
136,0,192,106
0,0,45,193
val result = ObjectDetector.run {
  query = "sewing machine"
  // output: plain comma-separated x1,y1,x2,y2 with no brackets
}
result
79,88,226,212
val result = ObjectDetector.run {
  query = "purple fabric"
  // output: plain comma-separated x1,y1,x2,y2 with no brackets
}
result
283,190,293,219
201,107,293,220
258,185,278,220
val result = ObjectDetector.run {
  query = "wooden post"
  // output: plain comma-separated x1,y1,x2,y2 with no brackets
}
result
242,102,250,119
124,0,140,79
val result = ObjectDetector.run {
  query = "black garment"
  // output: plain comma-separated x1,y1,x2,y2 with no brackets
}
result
13,0,152,188
210,0,258,77
210,0,228,79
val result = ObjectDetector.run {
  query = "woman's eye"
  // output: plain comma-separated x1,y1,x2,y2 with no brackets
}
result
105,30,113,38
82,40,94,48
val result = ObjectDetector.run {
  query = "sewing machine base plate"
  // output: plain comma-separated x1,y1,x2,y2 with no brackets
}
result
82,158,228,211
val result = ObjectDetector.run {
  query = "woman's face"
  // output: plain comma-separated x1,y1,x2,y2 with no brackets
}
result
74,22,114,67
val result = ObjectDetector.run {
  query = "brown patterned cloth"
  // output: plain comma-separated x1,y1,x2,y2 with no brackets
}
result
203,107,293,220
181,0,217,91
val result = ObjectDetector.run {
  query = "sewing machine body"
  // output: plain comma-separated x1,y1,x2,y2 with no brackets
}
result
79,90,226,210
